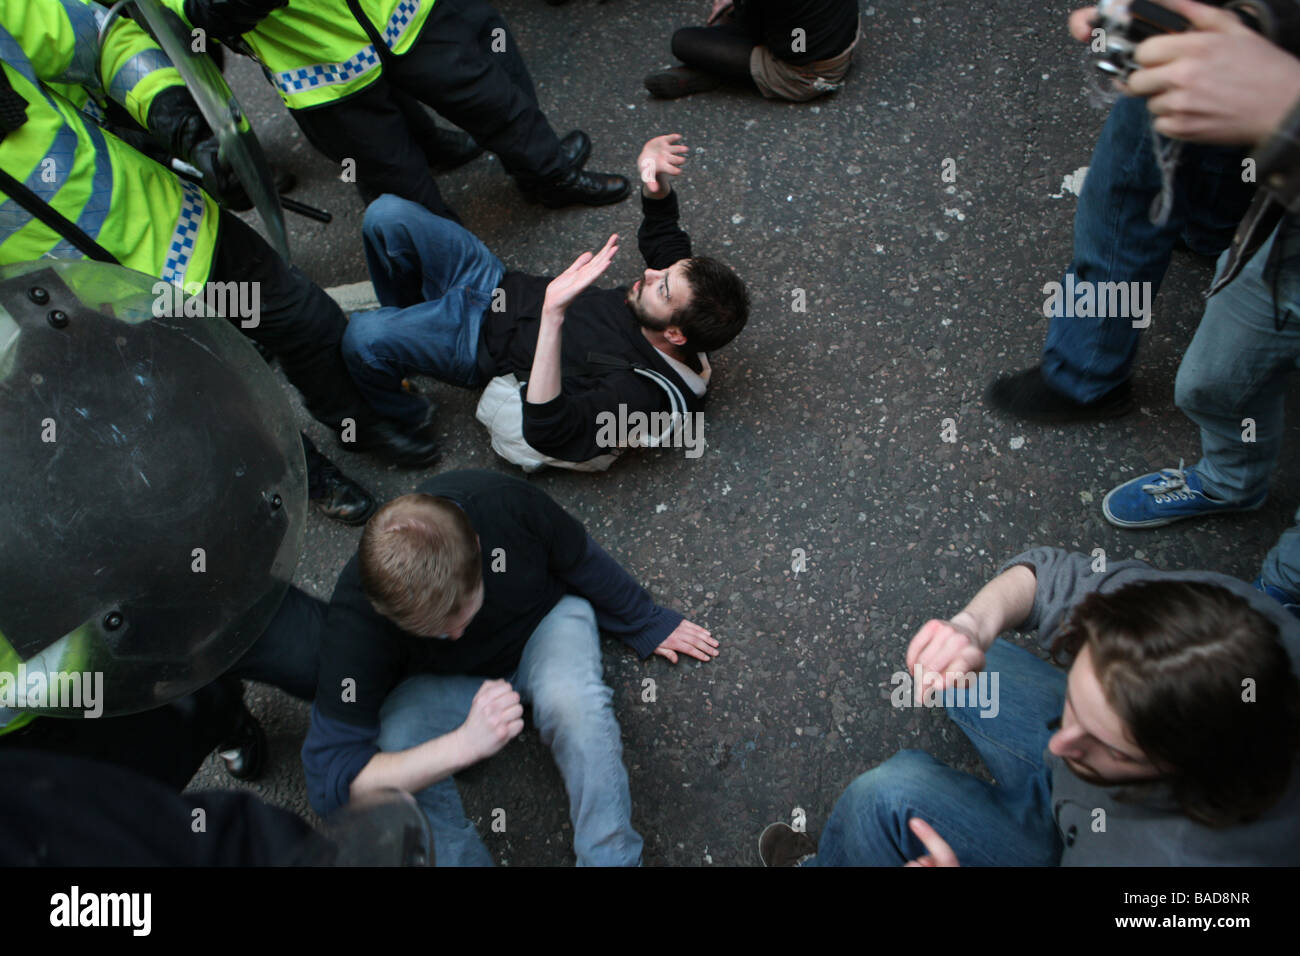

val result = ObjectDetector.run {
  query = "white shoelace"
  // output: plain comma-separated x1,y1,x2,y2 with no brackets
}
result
1139,460,1196,503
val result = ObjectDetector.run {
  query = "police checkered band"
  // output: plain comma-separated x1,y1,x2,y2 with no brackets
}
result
383,0,422,48
161,179,205,286
271,45,381,96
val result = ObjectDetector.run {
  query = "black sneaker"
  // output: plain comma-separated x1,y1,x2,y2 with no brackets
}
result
986,365,1134,423
644,66,723,99
216,705,267,782
758,823,817,867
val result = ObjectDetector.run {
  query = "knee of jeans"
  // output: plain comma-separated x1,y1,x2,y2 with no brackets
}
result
362,195,414,244
529,674,613,732
840,750,944,814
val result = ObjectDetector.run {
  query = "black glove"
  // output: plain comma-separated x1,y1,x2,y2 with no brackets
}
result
184,0,286,44
147,86,251,210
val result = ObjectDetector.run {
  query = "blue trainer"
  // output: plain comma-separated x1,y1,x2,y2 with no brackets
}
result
1102,460,1266,528
1254,577,1300,620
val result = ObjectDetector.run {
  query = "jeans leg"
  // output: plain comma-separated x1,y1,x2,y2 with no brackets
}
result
361,194,505,308
1040,96,1190,401
376,673,494,867
805,748,1061,867
1262,505,1300,597
1175,223,1300,502
511,596,643,866
225,585,326,701
943,639,1065,793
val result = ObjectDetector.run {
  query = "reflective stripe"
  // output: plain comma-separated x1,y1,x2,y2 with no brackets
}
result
161,179,205,286
271,43,380,96
107,48,173,105
0,26,39,87
382,0,422,48
0,119,77,241
48,118,115,258
630,367,691,448
270,0,423,97
50,0,103,88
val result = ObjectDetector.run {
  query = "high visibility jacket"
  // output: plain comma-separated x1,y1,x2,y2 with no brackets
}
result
165,0,435,111
0,0,220,293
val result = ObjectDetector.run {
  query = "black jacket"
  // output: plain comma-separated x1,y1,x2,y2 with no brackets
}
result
477,191,705,463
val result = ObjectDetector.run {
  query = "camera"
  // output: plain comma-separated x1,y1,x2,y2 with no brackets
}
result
1091,0,1191,77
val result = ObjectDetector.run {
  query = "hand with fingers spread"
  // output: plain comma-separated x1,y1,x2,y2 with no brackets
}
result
654,618,719,664
542,233,621,320
637,134,689,200
905,615,985,704
903,818,961,867
455,679,525,764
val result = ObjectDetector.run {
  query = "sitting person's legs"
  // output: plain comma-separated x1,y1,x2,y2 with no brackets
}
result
510,595,643,866
809,640,1063,866
343,196,504,425
376,672,495,867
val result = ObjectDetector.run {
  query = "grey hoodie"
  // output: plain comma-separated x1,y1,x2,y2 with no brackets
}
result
1000,547,1300,866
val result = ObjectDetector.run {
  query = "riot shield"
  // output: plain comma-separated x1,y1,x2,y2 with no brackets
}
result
0,261,306,721
128,0,292,261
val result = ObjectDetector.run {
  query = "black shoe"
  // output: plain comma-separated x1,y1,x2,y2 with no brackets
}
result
558,130,592,172
306,444,377,525
529,167,631,209
986,365,1134,423
644,66,723,99
758,823,818,867
425,127,484,174
216,706,266,782
347,416,442,469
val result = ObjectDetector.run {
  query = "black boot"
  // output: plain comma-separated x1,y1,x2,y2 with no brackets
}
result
345,413,443,469
215,701,267,782
424,126,485,174
644,66,723,99
528,167,631,208
986,365,1134,423
303,434,377,525
558,130,592,171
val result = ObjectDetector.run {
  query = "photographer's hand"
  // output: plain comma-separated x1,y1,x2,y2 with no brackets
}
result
1128,0,1300,145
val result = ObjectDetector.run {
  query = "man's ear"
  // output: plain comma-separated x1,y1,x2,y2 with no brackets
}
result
664,326,688,347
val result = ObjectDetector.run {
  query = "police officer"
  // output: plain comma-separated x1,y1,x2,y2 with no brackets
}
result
171,0,630,218
0,0,443,471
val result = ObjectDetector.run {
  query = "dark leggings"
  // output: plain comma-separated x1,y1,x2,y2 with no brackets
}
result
671,23,757,85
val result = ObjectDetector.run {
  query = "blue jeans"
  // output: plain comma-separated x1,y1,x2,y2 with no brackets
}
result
374,596,643,867
1174,220,1300,594
1041,95,1253,403
342,194,505,427
806,640,1065,866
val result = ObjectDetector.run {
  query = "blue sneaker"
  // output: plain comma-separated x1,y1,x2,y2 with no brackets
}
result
1102,460,1266,528
1254,577,1300,620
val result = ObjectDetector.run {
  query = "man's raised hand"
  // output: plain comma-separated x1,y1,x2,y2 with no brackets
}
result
706,0,735,26
654,619,719,664
456,679,524,764
904,617,986,705
637,134,689,199
542,234,619,319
